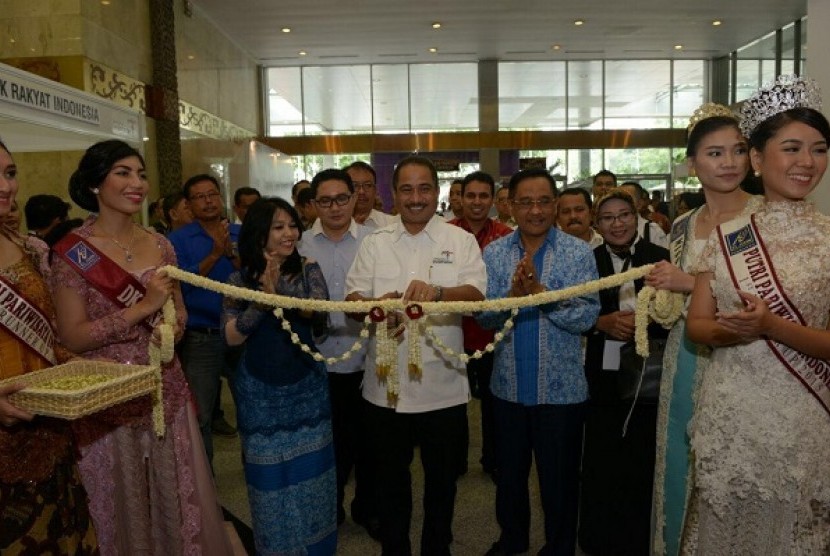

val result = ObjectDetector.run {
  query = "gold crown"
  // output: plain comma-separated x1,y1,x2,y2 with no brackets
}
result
739,74,822,138
687,103,736,133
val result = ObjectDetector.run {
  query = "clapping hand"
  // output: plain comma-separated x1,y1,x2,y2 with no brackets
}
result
716,290,771,341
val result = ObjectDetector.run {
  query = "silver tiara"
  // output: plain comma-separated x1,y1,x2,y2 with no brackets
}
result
739,74,823,138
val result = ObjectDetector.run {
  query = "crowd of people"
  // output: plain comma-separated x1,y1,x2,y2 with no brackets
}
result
1,73,829,556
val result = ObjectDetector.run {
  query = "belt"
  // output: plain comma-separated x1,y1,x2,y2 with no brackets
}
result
188,326,222,335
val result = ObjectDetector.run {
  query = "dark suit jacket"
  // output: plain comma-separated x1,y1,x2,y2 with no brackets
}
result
584,238,669,403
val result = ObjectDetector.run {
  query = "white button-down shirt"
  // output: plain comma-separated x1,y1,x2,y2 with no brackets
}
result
346,215,486,412
362,209,398,229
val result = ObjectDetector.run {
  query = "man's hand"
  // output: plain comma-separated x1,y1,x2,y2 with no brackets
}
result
596,310,636,341
207,220,231,258
509,254,544,297
402,280,439,303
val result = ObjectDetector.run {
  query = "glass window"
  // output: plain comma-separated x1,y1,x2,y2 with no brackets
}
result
567,149,605,183
605,60,671,129
372,65,410,133
672,60,706,128
266,67,303,136
499,62,567,130
567,61,603,129
606,148,673,176
301,66,371,135
410,63,478,132
735,31,776,101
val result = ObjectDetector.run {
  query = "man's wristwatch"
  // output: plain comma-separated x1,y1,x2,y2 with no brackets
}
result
431,283,443,302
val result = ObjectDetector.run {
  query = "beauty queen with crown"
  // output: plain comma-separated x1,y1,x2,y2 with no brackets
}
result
684,75,830,553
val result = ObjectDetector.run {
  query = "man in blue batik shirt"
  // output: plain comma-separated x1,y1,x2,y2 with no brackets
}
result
477,168,599,556
168,174,241,464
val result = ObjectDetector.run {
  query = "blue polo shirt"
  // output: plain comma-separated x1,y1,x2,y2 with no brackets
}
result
169,220,241,329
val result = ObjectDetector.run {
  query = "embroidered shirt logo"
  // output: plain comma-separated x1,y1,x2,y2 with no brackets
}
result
725,225,756,257
66,241,100,271
433,250,454,264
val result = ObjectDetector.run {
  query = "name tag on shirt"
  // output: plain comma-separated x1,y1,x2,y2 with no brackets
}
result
602,339,625,371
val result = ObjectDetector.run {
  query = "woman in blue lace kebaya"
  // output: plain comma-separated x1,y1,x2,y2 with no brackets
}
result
222,197,336,555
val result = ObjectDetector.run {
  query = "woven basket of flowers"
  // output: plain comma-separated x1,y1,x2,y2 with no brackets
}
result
0,360,159,419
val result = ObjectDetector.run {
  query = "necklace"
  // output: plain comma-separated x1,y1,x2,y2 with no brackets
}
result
100,225,137,262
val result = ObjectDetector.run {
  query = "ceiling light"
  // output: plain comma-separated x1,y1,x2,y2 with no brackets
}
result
573,20,584,26
674,44,683,50
712,20,722,26
281,27,291,33
551,44,561,50
187,55,195,60
101,0,110,4
9,38,14,44
298,50,307,56
429,47,438,53
432,22,441,29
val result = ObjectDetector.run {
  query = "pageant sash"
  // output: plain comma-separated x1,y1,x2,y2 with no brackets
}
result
669,207,699,268
53,233,161,332
0,275,56,365
718,215,830,417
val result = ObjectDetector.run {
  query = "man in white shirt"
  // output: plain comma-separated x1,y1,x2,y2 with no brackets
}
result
444,178,464,221
345,161,397,229
557,187,603,248
346,156,486,555
298,168,379,537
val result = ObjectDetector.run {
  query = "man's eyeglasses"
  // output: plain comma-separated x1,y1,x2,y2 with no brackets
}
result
314,193,353,208
353,181,375,191
189,191,221,203
596,210,636,226
511,197,555,211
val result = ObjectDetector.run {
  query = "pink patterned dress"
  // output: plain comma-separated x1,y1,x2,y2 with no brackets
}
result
49,220,232,555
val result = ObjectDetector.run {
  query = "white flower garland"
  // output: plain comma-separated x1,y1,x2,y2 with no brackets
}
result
160,264,669,404
424,309,519,364
635,286,685,357
147,299,176,437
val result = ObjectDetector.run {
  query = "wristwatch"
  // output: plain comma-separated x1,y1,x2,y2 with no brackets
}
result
431,283,443,302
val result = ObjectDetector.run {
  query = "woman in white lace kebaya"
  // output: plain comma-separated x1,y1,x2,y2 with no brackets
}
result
646,104,762,556
685,76,830,554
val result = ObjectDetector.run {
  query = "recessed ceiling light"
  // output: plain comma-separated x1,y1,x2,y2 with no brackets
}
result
187,55,195,60
552,44,561,50
281,27,291,33
574,20,584,26
674,44,683,50
432,22,441,29
712,20,722,26
101,0,110,4
429,47,438,53
298,50,307,56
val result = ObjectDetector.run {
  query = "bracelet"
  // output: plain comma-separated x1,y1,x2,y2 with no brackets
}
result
431,283,443,302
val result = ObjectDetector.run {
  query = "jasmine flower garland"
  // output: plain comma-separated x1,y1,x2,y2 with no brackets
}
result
148,299,176,437
159,265,669,405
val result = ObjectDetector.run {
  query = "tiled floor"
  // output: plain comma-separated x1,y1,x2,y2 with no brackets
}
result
213,385,551,555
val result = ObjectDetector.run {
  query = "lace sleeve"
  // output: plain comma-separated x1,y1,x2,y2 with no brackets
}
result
690,230,720,275
303,260,330,301
301,260,330,338
221,271,272,338
160,237,188,332
49,255,138,345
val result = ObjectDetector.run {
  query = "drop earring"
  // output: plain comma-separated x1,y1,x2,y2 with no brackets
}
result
754,170,761,178
92,188,100,194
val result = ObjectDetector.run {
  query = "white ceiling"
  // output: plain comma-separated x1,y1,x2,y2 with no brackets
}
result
192,0,806,66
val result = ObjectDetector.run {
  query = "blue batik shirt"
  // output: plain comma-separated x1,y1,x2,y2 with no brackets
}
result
477,227,599,406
